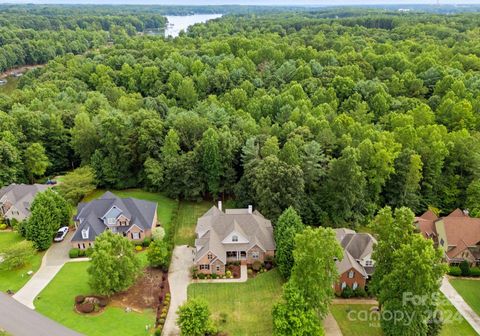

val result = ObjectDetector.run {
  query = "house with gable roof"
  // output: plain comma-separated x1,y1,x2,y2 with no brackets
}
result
194,201,275,275
0,184,49,222
415,208,480,266
71,191,158,249
334,228,377,293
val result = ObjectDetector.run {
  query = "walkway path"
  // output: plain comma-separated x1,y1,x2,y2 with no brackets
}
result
192,265,248,283
13,231,88,309
324,312,343,336
332,298,378,305
0,292,83,336
440,276,480,335
163,245,193,336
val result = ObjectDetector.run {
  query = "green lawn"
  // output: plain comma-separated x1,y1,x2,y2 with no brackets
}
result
330,296,476,336
188,269,284,336
83,189,177,233
449,279,480,316
174,200,212,246
0,77,19,95
331,304,383,336
35,262,155,336
0,232,44,293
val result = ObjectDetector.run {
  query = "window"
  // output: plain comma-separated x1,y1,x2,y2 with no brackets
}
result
226,251,237,258
216,265,220,272
440,238,445,246
252,252,259,259
232,235,238,242
365,260,373,266
353,282,358,290
131,232,140,240
199,264,210,270
107,217,116,225
348,270,354,278
81,228,89,239
207,253,213,260
341,282,346,290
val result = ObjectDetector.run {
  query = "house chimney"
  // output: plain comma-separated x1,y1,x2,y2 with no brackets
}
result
248,205,253,214
218,200,222,212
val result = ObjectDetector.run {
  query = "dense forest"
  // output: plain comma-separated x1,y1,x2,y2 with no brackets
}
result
0,6,166,72
1,7,480,228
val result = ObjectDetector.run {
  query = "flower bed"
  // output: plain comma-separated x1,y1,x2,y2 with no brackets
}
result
155,271,171,332
74,295,108,315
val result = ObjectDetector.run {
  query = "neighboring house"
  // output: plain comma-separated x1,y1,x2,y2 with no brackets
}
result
71,191,158,249
194,201,275,275
0,184,49,222
415,208,480,266
334,228,377,293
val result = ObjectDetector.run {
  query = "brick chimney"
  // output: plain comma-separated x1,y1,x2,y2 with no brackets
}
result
248,205,253,214
218,200,222,212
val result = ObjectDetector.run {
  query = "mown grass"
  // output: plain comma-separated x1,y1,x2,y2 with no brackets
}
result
0,231,44,292
174,200,212,246
188,269,284,336
449,279,480,316
35,262,155,336
330,294,476,336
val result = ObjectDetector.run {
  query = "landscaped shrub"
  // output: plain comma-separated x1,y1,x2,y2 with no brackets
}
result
252,260,262,271
198,273,206,280
77,302,94,313
154,328,162,336
211,273,217,279
247,269,253,276
135,245,143,251
159,318,165,325
353,287,368,297
226,270,232,278
78,249,86,257
85,247,94,257
469,267,480,277
75,295,85,304
0,223,7,230
69,248,80,258
142,238,152,247
152,227,166,241
448,266,462,276
460,260,470,276
341,286,354,298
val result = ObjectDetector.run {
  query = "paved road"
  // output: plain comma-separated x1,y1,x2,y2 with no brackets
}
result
441,276,480,335
163,245,193,336
0,292,83,336
13,231,85,309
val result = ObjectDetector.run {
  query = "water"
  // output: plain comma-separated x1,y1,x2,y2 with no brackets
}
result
164,14,222,37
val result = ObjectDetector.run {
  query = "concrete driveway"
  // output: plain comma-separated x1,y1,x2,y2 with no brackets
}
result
0,292,84,336
13,231,77,309
441,276,480,334
163,245,193,336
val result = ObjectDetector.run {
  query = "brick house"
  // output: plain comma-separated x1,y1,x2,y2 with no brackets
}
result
415,208,480,266
334,228,376,293
0,184,49,222
71,191,158,249
194,202,275,275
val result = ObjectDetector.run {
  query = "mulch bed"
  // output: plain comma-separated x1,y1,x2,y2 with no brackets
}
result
226,264,241,278
111,267,167,311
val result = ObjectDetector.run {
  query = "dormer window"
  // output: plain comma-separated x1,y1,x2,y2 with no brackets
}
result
207,253,213,260
107,217,116,225
348,270,355,278
82,227,89,239
232,235,238,242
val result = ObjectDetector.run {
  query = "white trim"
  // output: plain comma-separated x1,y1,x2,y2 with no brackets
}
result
126,224,144,233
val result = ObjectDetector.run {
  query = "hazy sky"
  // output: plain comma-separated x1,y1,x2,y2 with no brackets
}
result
3,0,480,5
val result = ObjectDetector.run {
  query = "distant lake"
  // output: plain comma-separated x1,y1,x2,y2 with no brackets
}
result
163,14,223,37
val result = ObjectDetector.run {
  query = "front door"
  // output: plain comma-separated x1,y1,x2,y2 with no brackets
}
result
240,251,246,259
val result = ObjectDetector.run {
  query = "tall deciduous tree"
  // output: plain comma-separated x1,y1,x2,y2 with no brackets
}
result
289,227,343,319
71,112,99,164
57,166,96,204
274,207,305,278
198,128,222,197
379,235,447,336
177,299,215,336
272,282,323,336
24,143,49,183
87,231,141,296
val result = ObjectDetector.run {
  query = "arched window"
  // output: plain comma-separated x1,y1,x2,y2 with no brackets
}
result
353,282,358,290
348,270,354,278
341,282,347,289
232,235,238,242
